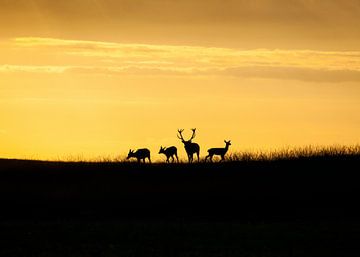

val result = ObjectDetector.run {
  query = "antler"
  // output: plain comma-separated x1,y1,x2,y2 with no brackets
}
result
190,128,197,140
177,129,185,140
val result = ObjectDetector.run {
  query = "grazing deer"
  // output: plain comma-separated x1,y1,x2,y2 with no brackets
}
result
205,140,231,162
177,128,200,162
159,146,178,163
127,148,151,163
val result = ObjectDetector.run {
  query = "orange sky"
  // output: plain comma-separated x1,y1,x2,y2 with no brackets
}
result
0,0,359,160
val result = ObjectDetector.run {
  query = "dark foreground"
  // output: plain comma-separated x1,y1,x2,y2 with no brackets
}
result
1,156,360,256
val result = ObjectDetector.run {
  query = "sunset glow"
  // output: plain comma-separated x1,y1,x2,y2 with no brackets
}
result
1,1,359,160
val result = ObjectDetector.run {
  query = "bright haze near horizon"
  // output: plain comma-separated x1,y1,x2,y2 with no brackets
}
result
0,0,360,160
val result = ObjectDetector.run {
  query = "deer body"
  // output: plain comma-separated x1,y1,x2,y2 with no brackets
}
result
184,142,200,162
205,140,231,162
177,129,200,162
127,148,151,163
159,146,178,162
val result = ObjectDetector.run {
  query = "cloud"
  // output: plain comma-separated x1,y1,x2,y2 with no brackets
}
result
220,66,360,83
2,1,360,26
64,65,360,82
1,1,359,50
0,64,68,73
1,37,360,82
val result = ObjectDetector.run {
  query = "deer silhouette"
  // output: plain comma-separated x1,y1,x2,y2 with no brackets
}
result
205,140,231,162
177,128,200,162
127,148,151,163
159,146,178,163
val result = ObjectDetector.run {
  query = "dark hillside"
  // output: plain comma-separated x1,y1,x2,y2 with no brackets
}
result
1,155,359,221
1,156,360,257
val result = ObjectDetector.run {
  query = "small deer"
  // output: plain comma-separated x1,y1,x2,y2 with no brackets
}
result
177,128,200,162
127,148,151,163
205,140,231,162
159,146,178,163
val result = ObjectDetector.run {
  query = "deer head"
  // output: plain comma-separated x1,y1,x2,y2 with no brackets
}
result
127,149,134,159
224,140,231,146
177,128,197,143
159,146,166,154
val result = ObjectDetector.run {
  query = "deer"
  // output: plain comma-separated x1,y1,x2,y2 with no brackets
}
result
159,146,178,163
127,148,151,163
177,128,200,162
205,140,231,162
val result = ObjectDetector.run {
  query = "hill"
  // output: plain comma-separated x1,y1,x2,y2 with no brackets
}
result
1,152,360,256
1,151,359,220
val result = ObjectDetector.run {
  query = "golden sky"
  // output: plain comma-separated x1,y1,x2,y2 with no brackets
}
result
0,0,359,160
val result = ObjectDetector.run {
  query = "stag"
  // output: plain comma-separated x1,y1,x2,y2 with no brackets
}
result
205,140,231,162
159,146,178,163
127,148,151,163
177,128,200,162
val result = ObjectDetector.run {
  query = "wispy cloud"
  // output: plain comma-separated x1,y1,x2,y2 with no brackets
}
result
219,66,360,83
1,37,360,82
0,64,69,73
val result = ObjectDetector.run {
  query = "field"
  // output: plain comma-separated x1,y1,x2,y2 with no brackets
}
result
1,146,360,256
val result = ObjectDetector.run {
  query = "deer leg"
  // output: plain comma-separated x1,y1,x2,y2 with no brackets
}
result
206,154,212,162
196,152,200,162
175,154,179,162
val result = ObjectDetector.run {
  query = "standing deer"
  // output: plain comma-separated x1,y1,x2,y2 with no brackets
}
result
205,140,231,162
177,128,200,162
159,146,178,163
127,148,151,163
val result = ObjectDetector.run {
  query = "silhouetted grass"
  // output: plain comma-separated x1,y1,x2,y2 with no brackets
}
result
228,145,360,162
10,144,359,164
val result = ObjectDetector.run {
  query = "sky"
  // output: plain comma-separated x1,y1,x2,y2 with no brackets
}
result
0,0,359,160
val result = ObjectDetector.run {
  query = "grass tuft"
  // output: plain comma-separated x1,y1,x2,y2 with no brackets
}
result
228,145,360,162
